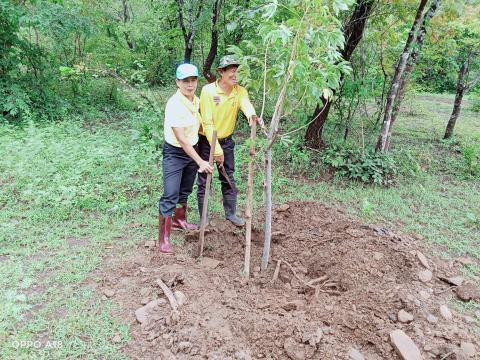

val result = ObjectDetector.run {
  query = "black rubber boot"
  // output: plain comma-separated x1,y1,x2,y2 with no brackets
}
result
223,196,245,227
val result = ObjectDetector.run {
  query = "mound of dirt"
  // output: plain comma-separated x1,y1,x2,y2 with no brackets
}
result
90,202,480,359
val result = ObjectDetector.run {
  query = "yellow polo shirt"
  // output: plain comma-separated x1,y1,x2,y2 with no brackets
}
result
164,90,201,147
199,81,256,156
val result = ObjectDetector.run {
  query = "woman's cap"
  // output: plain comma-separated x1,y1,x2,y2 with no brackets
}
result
176,63,199,79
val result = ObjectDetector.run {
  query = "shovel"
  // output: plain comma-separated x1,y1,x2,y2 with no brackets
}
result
218,164,238,194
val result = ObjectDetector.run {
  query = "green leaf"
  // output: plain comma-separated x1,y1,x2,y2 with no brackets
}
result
262,0,278,19
226,21,238,32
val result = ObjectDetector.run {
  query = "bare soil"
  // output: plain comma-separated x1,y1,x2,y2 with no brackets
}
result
87,202,480,360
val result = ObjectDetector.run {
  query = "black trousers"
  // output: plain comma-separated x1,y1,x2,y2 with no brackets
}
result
159,142,198,216
196,134,237,202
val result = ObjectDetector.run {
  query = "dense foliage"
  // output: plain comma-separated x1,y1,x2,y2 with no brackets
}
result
1,0,479,182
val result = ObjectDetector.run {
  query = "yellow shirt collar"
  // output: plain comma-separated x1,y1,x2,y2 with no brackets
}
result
215,80,238,97
176,89,200,113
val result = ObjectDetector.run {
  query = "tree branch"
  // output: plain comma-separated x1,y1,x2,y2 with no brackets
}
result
466,74,480,91
175,0,188,41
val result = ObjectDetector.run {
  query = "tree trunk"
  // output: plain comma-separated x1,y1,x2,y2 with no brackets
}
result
444,61,468,139
386,0,441,149
305,0,375,148
376,0,428,152
122,0,135,49
262,68,290,271
184,33,194,63
244,122,256,277
304,101,331,148
124,33,135,50
203,0,223,83
176,0,204,63
261,147,272,271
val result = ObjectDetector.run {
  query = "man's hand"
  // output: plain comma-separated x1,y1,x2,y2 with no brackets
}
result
214,154,224,166
249,115,263,127
198,160,213,174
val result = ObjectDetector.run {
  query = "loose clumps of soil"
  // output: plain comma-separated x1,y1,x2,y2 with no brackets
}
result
88,202,480,360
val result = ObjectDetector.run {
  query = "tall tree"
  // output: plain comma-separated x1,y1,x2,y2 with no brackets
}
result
175,0,204,62
376,0,429,152
305,0,375,148
444,55,480,139
441,3,480,139
202,0,223,82
384,0,441,150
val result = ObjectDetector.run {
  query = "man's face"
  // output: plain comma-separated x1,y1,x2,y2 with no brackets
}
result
176,76,198,98
220,65,239,87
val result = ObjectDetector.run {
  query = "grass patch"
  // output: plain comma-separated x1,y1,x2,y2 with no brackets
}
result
0,116,158,359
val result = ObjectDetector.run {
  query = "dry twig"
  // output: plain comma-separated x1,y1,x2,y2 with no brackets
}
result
156,278,179,311
273,258,339,297
434,286,456,296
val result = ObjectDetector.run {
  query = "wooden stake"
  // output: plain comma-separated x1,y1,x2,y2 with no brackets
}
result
244,122,256,277
270,259,281,283
197,130,217,258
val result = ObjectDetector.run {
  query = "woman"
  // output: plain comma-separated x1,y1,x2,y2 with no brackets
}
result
158,63,213,254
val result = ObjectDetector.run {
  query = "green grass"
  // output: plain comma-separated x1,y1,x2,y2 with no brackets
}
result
0,117,158,359
0,93,479,358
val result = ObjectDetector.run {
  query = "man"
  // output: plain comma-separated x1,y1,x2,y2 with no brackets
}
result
198,55,260,226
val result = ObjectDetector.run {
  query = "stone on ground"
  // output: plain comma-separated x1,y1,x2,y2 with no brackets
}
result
199,257,221,269
174,290,187,306
135,299,166,324
416,251,430,269
439,305,452,320
446,276,464,286
460,342,476,358
398,310,414,323
390,329,423,360
418,269,433,283
348,347,365,360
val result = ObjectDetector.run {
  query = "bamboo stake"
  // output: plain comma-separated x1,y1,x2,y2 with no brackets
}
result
244,122,256,277
197,130,217,258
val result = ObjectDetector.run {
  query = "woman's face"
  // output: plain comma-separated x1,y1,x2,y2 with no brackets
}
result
176,76,198,98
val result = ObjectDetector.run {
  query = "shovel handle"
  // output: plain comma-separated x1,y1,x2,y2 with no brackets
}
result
197,130,217,258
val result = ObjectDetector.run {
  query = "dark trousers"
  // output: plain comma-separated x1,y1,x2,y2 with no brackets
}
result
196,135,237,202
159,142,198,216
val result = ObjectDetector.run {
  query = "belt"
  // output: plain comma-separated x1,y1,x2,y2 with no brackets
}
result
200,134,232,143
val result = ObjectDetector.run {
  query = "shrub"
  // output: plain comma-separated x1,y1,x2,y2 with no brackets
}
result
321,143,397,186
461,142,480,177
470,97,480,113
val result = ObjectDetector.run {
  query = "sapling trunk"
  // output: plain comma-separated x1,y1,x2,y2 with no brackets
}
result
244,122,256,276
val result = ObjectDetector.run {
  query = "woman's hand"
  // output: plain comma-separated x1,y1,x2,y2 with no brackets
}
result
198,160,213,173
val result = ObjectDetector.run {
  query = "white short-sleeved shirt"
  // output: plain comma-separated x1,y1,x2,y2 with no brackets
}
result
164,90,201,147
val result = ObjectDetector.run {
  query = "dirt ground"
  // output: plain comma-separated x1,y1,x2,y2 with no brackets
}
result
88,202,480,360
